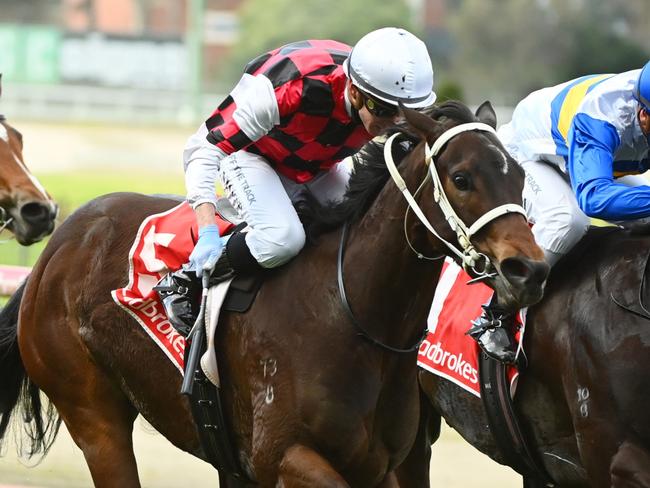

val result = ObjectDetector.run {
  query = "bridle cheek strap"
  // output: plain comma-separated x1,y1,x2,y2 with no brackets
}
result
383,124,527,274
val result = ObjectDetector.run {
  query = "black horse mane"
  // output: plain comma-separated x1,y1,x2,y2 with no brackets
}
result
298,100,478,240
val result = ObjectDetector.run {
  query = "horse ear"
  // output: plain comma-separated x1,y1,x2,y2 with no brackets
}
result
475,101,497,129
401,105,439,142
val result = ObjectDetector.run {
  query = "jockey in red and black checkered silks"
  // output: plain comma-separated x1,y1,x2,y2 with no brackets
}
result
180,27,436,285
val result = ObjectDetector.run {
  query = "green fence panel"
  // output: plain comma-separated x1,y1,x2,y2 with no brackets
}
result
0,24,61,83
0,25,21,80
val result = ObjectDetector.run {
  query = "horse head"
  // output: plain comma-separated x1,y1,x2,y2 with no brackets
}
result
0,76,57,245
397,100,548,309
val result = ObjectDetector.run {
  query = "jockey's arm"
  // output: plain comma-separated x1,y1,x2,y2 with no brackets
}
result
568,113,650,221
183,73,281,226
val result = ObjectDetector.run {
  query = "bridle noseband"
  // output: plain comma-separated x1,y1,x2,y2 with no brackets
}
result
384,122,527,278
0,207,14,242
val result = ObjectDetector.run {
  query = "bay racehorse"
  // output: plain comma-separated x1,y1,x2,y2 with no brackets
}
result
0,75,57,244
396,225,650,488
0,102,548,487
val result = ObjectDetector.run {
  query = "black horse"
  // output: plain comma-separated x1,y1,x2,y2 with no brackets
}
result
398,225,650,488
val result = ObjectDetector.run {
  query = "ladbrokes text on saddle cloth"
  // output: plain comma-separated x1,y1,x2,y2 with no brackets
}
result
418,258,523,397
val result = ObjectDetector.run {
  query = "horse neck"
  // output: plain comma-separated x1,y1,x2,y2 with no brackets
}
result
342,156,443,351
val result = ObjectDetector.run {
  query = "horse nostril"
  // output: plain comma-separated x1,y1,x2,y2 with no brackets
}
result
19,202,52,224
500,257,549,287
530,260,550,284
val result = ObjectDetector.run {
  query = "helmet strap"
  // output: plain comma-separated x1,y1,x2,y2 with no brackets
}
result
351,106,362,124
346,82,364,124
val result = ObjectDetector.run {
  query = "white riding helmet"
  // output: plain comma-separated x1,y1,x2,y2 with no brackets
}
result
343,27,437,109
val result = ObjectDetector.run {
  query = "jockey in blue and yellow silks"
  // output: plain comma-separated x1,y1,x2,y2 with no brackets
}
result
470,61,650,362
498,61,650,266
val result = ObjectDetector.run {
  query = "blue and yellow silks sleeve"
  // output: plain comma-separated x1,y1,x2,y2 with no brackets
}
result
568,113,650,220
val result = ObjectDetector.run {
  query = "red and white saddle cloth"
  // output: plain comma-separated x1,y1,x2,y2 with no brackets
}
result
417,258,525,398
111,202,234,374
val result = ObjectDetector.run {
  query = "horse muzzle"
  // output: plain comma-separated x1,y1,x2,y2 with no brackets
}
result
493,255,549,308
8,200,58,244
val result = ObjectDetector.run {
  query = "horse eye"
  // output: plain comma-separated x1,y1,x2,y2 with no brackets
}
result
452,172,471,191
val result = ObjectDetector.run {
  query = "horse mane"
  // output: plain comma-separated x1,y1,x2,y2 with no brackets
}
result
298,100,478,241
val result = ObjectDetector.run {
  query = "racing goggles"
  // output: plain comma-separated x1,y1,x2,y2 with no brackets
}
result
362,93,399,118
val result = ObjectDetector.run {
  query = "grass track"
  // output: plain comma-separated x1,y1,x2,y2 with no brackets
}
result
1,170,185,267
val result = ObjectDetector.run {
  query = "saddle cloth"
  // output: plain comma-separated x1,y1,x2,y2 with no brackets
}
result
417,258,525,398
111,201,234,375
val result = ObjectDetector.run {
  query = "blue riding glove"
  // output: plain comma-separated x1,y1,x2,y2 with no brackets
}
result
188,224,223,275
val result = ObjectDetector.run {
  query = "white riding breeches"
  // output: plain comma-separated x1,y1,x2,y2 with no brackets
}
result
521,158,648,266
217,150,352,268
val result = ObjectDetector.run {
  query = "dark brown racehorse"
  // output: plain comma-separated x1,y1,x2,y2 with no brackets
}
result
0,102,548,487
396,226,650,488
0,76,57,245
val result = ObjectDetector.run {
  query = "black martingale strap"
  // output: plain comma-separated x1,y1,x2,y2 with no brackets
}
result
337,222,427,354
180,275,248,481
478,353,555,487
185,334,248,480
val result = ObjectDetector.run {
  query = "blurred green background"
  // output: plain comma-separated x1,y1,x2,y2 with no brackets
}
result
2,0,648,116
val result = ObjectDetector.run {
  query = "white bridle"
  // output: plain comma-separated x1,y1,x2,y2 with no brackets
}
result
383,122,527,274
0,207,14,235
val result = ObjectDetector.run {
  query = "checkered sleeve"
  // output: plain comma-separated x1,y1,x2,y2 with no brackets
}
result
205,73,280,154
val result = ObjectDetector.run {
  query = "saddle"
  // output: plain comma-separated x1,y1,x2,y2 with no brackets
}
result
209,197,264,313
154,198,264,335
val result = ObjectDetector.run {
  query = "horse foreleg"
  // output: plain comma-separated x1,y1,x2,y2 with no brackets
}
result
276,444,350,488
394,385,441,488
610,440,650,488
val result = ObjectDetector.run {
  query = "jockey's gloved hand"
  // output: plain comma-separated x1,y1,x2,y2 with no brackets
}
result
188,224,223,275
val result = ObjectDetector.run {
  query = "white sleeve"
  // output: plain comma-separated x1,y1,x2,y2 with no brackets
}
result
183,123,227,209
183,73,279,209
231,73,279,140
